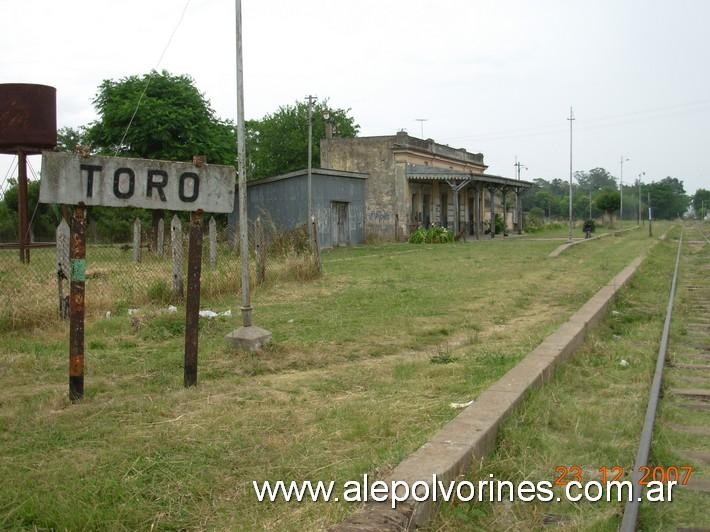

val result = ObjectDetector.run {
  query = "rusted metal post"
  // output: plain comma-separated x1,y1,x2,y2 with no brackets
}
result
69,204,87,401
17,150,30,263
184,210,203,387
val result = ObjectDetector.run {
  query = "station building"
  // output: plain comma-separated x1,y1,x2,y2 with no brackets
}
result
320,131,533,240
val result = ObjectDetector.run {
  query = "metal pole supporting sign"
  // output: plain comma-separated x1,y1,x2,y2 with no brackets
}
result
69,204,87,401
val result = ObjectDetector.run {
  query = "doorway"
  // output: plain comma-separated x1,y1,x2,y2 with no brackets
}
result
331,201,349,247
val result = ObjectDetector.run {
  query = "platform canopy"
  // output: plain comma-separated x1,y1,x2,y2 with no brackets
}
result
406,164,533,188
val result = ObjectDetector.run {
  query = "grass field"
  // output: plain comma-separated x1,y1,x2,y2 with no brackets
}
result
426,223,710,531
0,224,665,530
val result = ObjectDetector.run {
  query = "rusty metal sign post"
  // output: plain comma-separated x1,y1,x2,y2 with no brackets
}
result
184,210,203,387
69,204,87,401
40,152,235,400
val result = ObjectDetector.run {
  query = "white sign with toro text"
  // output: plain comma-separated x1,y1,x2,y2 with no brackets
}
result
40,152,236,213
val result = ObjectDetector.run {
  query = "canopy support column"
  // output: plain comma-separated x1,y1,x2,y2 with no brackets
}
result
446,179,468,238
488,186,496,239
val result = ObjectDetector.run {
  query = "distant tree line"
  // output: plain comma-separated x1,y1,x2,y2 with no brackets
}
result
520,166,695,223
0,70,358,243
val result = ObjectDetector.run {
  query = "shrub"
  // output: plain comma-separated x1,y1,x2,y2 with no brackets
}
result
408,225,454,244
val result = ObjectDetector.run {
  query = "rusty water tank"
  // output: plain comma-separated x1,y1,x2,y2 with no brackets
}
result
0,83,57,154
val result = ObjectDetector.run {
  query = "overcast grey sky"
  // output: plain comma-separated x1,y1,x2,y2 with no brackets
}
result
2,0,708,193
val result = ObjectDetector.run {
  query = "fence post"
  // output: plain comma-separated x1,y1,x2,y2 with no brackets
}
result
157,217,165,257
133,218,141,263
255,216,265,285
230,222,239,250
171,215,183,298
56,218,70,319
209,216,217,268
311,215,322,274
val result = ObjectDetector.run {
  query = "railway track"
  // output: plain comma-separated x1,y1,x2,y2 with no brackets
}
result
621,223,710,531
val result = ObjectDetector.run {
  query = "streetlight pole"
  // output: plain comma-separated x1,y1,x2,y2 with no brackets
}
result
637,172,645,226
567,107,575,242
306,94,316,231
226,0,272,351
235,0,251,328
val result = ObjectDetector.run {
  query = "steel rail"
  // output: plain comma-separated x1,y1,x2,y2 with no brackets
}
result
620,228,684,531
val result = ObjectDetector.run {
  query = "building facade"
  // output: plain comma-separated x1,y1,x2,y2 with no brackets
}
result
321,131,532,240
229,168,367,248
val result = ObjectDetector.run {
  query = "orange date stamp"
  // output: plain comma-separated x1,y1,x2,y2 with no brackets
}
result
554,465,694,486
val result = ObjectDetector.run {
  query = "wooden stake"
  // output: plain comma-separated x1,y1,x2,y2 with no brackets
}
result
171,215,183,298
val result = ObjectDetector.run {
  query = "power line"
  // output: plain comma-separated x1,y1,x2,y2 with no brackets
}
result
439,99,710,144
114,0,193,156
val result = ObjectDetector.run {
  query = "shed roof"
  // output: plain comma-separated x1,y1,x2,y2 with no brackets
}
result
246,168,368,187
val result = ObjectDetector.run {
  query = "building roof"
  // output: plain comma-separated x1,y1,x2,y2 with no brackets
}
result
406,164,533,188
245,167,368,187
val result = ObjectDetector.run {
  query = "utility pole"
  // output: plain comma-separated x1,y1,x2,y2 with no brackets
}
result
415,118,428,139
306,94,317,231
567,107,575,242
514,156,527,180
620,156,629,223
638,172,645,226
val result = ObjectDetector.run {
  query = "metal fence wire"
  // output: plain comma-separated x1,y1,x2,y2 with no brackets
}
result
0,211,319,332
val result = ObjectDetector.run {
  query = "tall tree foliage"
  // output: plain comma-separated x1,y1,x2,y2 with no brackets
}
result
521,169,689,221
246,99,359,180
645,177,689,219
594,189,620,223
79,71,237,241
85,70,235,164
692,188,710,218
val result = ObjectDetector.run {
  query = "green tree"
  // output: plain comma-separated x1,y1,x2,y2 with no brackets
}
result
575,167,617,191
594,188,620,225
82,70,237,240
692,188,710,219
56,126,86,152
85,70,235,164
2,178,60,241
246,99,359,179
645,177,689,219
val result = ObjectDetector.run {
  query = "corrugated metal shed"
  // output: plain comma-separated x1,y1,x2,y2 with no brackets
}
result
229,168,368,248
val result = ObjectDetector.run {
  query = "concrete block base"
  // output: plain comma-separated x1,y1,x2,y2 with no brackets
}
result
225,326,272,352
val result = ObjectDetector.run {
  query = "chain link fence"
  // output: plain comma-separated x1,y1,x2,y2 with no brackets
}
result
0,212,320,332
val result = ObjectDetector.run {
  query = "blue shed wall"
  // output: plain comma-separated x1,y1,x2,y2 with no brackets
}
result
229,171,366,248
